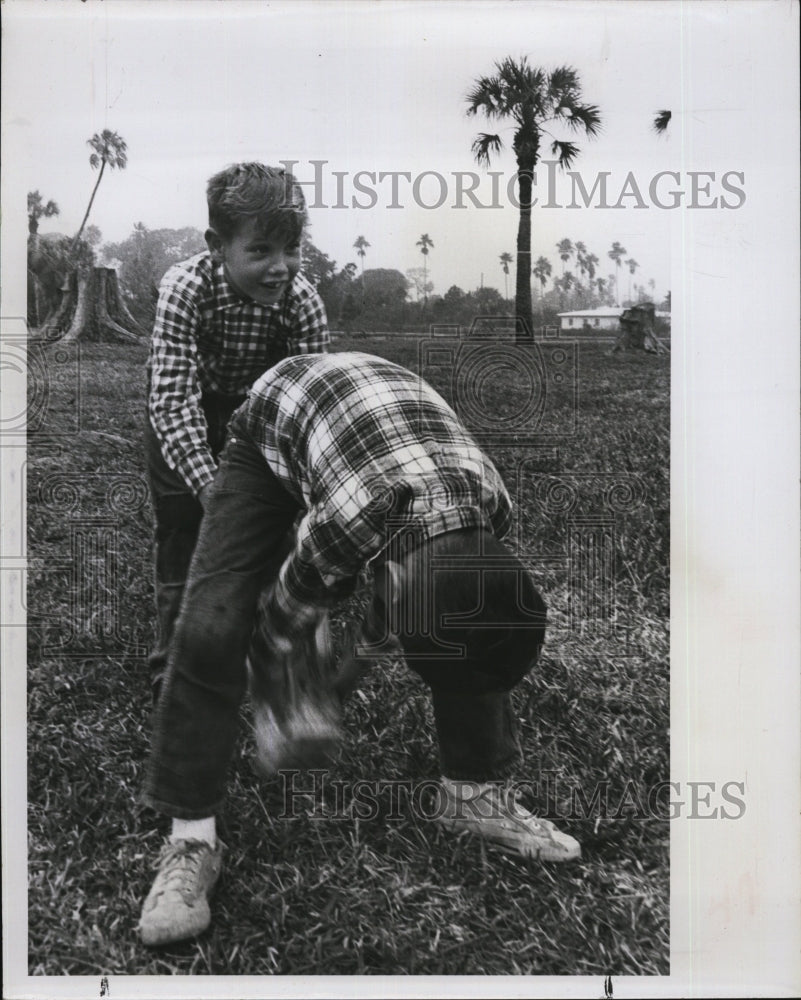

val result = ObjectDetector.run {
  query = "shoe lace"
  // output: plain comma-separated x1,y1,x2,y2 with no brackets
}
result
472,786,555,832
152,839,210,906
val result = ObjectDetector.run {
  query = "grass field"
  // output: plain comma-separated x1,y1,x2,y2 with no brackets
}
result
26,332,670,976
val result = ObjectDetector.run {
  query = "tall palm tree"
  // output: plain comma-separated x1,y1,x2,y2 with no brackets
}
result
416,233,434,304
499,251,513,302
561,270,575,306
624,258,639,304
467,58,601,342
596,276,607,305
556,238,574,277
27,190,60,236
72,129,128,253
574,240,587,276
532,255,552,319
608,241,627,306
353,235,370,292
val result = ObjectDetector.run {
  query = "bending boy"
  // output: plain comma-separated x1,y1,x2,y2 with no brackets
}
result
139,351,581,947
146,162,328,700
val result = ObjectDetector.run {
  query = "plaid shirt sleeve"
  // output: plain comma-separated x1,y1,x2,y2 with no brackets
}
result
148,264,217,496
262,508,384,639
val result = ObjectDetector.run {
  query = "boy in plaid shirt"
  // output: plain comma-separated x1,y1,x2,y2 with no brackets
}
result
146,162,328,699
138,352,581,947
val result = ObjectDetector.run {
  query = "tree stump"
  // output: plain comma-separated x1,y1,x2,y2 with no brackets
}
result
59,267,144,343
611,302,668,354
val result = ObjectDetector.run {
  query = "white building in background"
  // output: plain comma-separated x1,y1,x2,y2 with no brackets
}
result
557,307,670,334
557,307,622,332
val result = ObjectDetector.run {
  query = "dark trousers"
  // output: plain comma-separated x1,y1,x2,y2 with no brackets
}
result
145,393,245,697
143,424,545,820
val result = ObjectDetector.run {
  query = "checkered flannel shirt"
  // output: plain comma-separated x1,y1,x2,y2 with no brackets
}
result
148,251,329,495
236,351,513,639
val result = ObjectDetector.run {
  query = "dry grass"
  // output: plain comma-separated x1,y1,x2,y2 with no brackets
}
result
27,334,669,975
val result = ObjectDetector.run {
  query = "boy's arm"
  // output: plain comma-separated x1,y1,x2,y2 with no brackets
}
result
148,269,217,497
285,276,330,355
257,508,378,650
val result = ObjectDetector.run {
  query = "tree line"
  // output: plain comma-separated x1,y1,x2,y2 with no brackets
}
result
27,57,673,342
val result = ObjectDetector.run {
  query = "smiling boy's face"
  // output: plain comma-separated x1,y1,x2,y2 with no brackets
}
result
206,216,301,306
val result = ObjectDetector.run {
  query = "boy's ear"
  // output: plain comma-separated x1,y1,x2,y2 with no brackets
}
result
205,228,225,263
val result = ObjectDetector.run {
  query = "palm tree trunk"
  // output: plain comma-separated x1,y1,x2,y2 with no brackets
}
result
71,160,106,253
515,169,534,343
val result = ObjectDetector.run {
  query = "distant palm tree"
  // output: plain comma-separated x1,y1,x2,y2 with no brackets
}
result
27,191,61,327
532,255,552,319
556,238,574,277
624,258,639,304
574,240,587,277
652,110,672,135
72,129,128,253
561,270,575,306
499,251,513,302
353,235,370,291
608,241,627,306
27,190,59,236
416,233,434,304
467,58,601,341
596,276,607,302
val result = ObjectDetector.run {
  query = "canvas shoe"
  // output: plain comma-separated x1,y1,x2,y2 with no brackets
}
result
435,781,581,862
138,838,224,946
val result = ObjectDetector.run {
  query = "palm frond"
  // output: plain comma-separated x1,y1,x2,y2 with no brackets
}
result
466,76,507,118
471,133,504,167
87,129,128,169
550,139,581,169
652,110,672,134
565,103,603,137
548,65,581,95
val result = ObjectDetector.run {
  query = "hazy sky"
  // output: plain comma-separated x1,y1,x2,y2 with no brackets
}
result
2,0,751,299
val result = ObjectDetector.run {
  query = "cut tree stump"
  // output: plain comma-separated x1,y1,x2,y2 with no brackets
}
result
611,302,669,355
42,266,144,343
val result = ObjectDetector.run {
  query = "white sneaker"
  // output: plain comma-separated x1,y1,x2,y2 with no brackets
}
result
435,780,581,862
138,838,224,946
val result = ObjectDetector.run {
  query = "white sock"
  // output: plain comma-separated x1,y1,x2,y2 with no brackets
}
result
170,816,216,847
